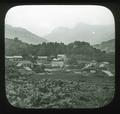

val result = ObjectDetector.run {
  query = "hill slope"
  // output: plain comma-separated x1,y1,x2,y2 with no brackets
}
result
5,24,47,44
93,39,115,53
5,38,30,56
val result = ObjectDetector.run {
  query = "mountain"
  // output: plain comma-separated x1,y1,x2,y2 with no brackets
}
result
44,22,114,45
5,24,47,44
93,39,115,53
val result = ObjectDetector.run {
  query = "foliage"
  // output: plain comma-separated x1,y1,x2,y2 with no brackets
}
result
5,60,20,79
67,57,78,65
32,64,45,73
5,38,114,63
5,68,115,108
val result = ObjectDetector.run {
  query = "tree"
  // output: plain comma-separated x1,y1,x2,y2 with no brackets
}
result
67,56,77,65
5,38,114,64
33,64,45,73
14,37,19,41
31,56,38,64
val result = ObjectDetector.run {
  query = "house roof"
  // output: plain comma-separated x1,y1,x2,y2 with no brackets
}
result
17,60,33,67
57,54,66,57
53,58,63,61
38,56,47,59
101,62,109,64
5,56,14,59
13,56,23,58
5,56,23,59
24,67,32,71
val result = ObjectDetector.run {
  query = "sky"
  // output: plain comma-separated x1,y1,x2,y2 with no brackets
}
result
5,5,115,37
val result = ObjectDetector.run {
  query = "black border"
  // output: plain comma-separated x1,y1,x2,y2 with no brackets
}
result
0,1,120,114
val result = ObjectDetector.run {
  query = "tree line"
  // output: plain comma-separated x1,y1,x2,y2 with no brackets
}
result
5,37,115,63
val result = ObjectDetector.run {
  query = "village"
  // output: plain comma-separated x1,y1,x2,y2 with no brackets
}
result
5,54,114,77
5,53,115,108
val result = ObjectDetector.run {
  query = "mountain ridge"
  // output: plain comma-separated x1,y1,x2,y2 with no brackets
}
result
5,24,47,44
44,23,114,45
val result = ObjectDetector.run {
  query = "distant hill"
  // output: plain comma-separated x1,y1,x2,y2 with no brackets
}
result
93,39,115,53
44,22,114,45
5,24,47,44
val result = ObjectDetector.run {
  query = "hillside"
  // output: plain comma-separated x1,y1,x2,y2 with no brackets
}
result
5,38,30,56
44,22,114,45
5,24,47,44
93,39,115,53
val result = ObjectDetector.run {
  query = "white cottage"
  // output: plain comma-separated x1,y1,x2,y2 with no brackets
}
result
37,56,48,64
57,54,66,61
5,56,23,62
51,61,64,68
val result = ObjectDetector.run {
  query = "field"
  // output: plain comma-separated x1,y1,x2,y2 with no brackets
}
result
5,69,115,108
